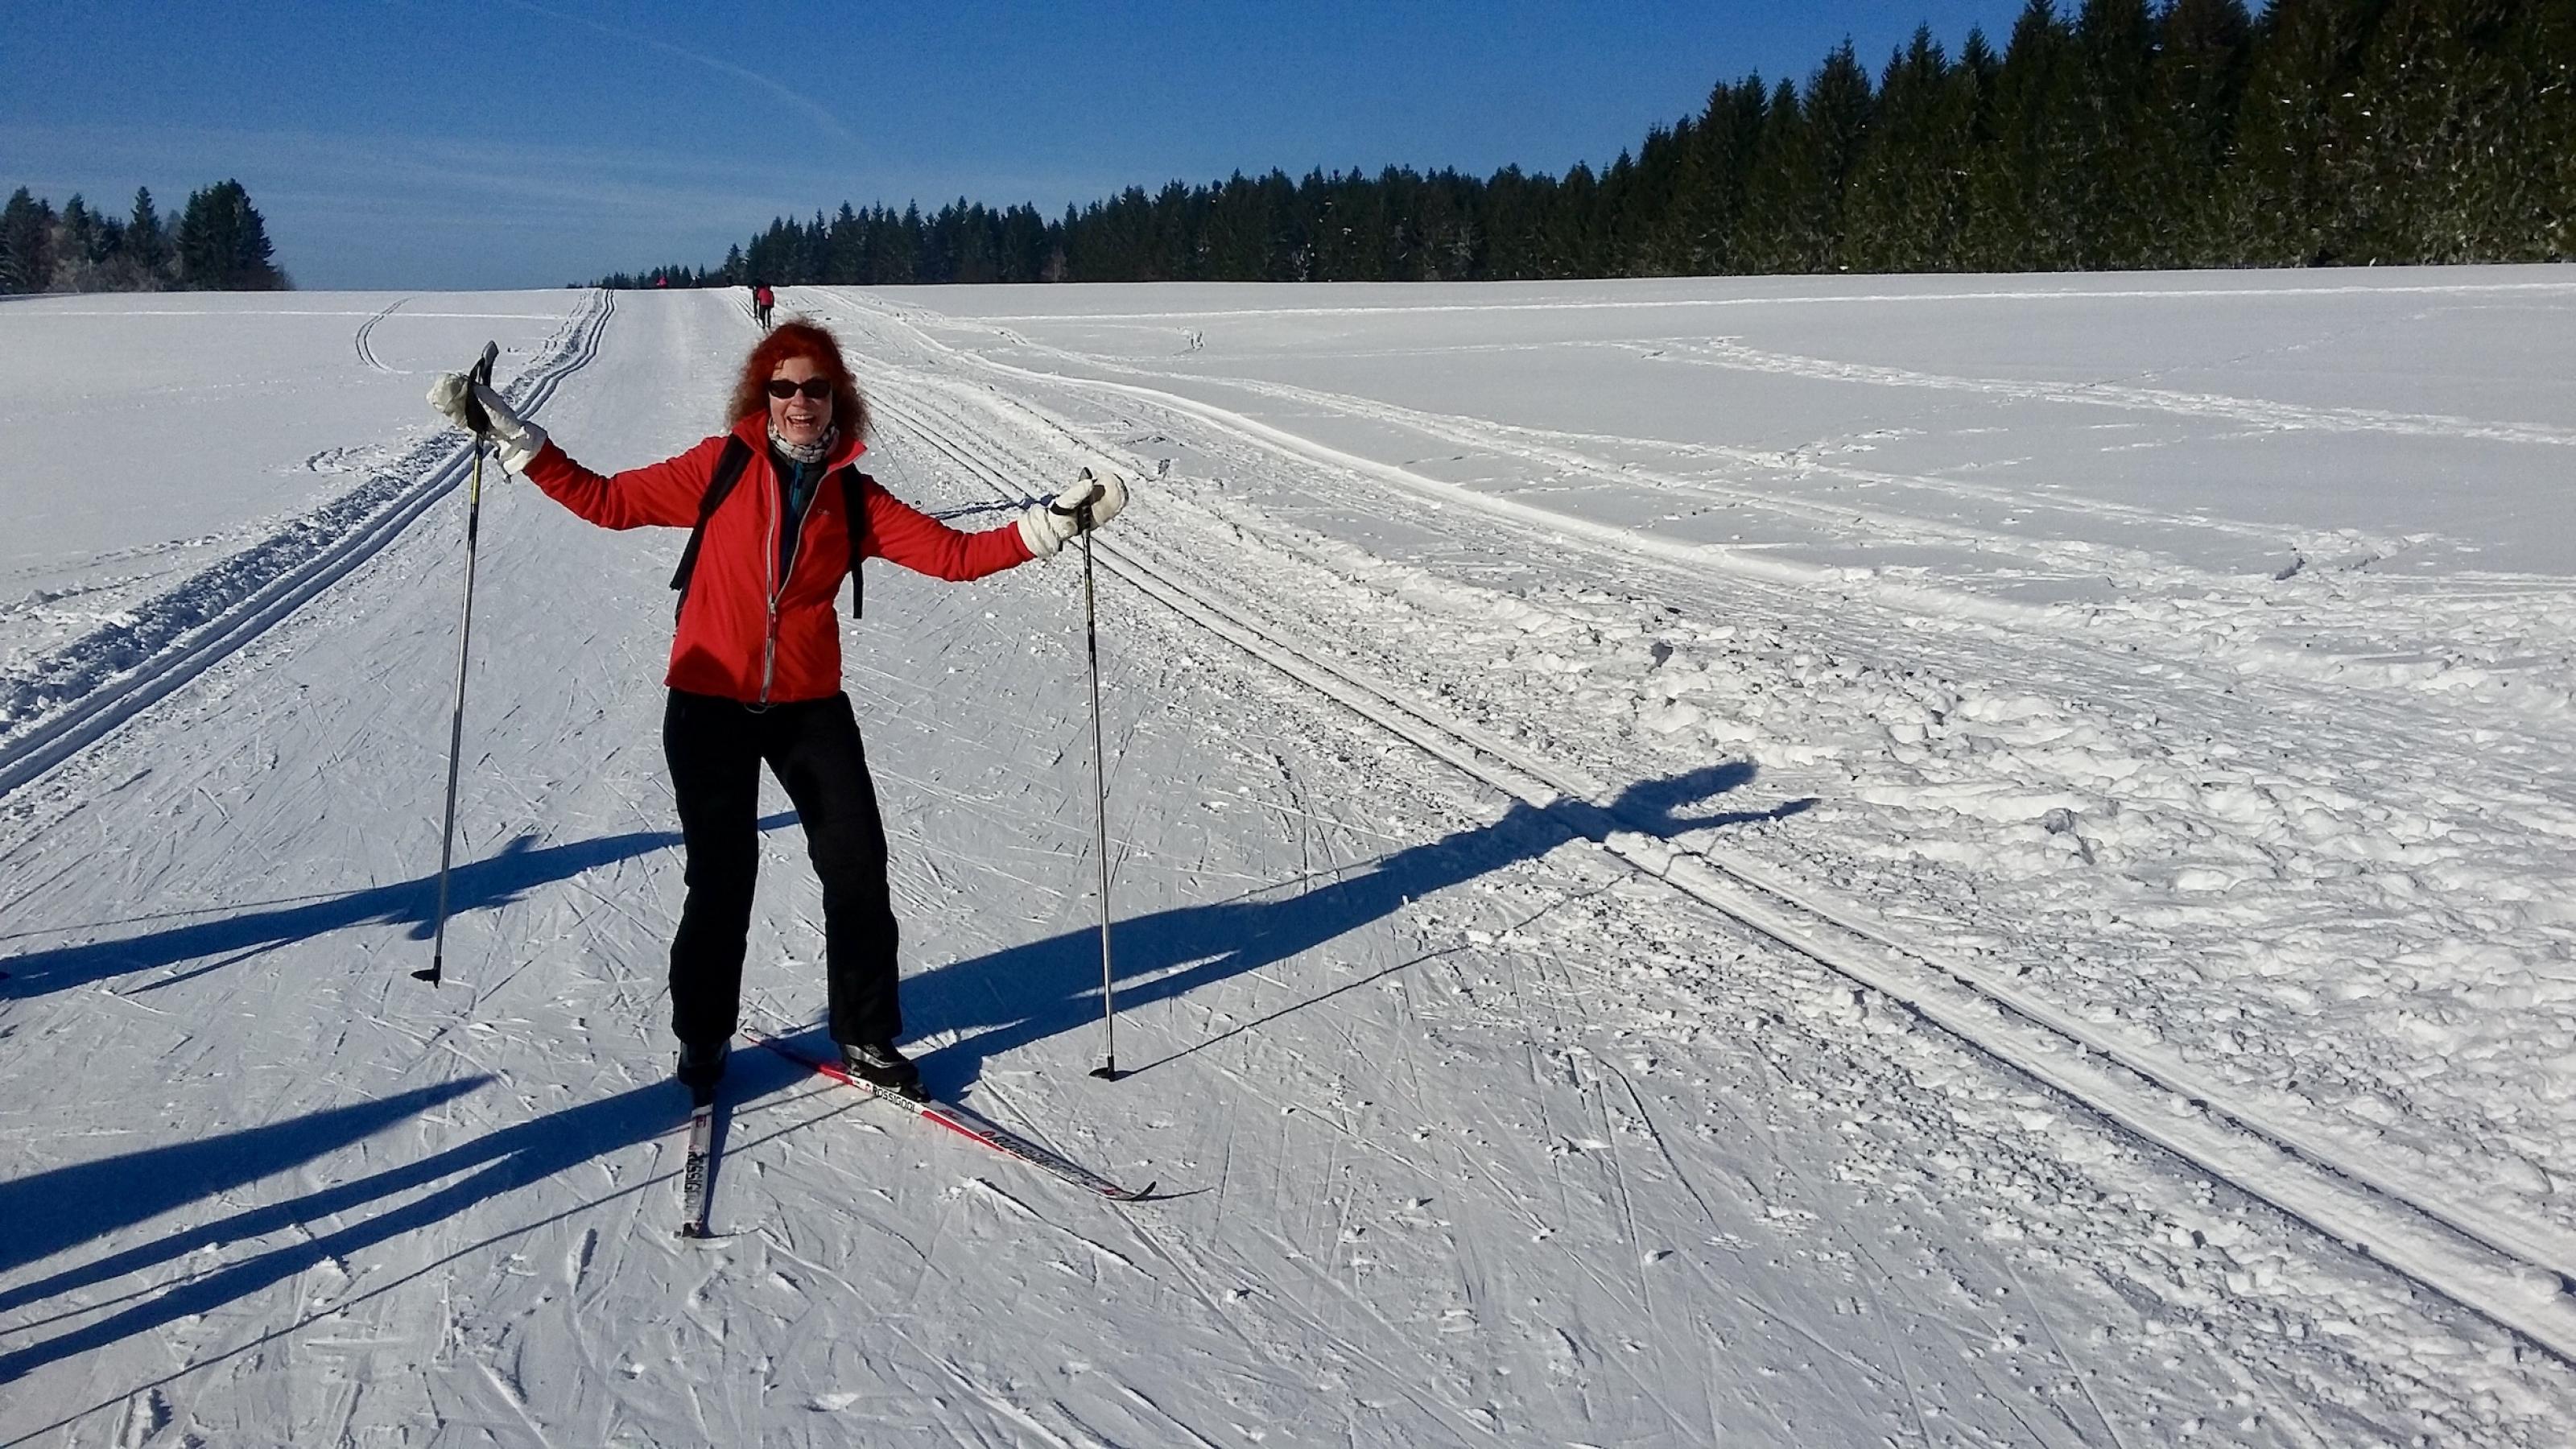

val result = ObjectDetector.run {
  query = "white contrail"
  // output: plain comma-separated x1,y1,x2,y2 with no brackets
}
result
498,0,865,149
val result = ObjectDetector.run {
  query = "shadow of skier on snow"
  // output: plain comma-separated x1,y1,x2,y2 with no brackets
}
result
0,763,1810,1393
0,1080,490,1284
0,814,797,1001
0,1046,827,1389
903,761,1814,1094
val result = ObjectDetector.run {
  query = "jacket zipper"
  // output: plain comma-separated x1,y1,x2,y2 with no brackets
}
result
758,459,815,707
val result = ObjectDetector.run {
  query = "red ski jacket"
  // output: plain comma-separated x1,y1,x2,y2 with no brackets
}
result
523,414,1033,704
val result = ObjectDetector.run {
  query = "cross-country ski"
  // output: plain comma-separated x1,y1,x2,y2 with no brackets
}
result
673,1094,720,1240
749,1031,1158,1203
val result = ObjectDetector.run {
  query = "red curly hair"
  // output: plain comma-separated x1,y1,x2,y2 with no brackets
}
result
727,319,870,442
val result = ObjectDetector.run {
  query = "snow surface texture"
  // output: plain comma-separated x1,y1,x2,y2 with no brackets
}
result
1,273,2571,1444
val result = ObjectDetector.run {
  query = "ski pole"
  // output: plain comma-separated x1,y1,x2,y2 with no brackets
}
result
417,341,498,987
1070,473,1121,1080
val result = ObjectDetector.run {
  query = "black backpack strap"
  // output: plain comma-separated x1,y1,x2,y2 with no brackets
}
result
669,435,754,619
841,468,869,619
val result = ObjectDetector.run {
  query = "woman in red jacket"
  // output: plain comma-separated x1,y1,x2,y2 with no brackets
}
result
427,320,1125,1100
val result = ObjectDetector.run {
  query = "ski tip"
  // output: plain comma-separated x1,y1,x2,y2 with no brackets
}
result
1114,1181,1160,1203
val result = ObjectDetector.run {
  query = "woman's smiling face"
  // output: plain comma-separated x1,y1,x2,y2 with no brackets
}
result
768,357,832,448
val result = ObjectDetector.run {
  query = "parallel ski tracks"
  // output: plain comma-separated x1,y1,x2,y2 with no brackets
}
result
874,386,2576,1365
0,290,617,802
353,296,407,373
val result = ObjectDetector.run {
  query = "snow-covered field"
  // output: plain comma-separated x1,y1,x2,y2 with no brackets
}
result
2,272,2572,1445
0,291,588,669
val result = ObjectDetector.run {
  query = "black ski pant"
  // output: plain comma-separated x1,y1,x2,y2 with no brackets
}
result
663,688,900,1050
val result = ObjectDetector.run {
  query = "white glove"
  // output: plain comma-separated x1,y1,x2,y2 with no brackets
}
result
426,373,548,473
1018,467,1129,557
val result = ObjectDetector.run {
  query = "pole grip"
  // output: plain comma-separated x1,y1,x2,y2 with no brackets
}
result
460,341,498,435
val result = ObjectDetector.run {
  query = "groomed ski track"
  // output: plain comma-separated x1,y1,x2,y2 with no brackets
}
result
3,286,2572,1446
850,298,2576,1362
0,290,614,799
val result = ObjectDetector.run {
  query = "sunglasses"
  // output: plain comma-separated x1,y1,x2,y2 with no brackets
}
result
766,378,832,401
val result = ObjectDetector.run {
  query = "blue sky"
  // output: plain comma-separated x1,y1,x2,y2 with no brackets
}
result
6,1,2030,290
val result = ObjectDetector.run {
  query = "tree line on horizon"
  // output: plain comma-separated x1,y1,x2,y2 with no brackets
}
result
1,180,288,294
600,0,2572,291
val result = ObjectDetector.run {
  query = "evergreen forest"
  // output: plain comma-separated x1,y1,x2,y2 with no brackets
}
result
602,0,2574,290
0,180,288,294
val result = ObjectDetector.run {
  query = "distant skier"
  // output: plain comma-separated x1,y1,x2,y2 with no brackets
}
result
751,281,774,329
427,320,1127,1098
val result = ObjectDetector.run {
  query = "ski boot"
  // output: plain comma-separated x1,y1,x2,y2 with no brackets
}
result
677,1038,729,1104
841,1040,926,1100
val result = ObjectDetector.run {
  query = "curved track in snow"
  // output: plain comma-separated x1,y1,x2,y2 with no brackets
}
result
351,297,408,374
0,290,614,800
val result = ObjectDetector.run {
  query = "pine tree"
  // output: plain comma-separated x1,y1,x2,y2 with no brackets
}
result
1685,79,1770,271
175,180,285,290
122,186,172,287
1946,26,2002,262
2067,0,2160,266
2534,0,2576,256
1736,77,1821,270
1549,162,1603,278
1000,201,1053,281
1965,1,2083,270
892,202,924,283
2148,0,2257,266
1199,172,1258,279
802,208,832,281
1478,165,1534,279
1843,28,1965,271
2538,0,2576,258
1730,45,1876,274
50,194,105,291
1805,41,1877,268
2343,0,2570,263
2221,0,2386,265
1596,149,1646,275
2,188,56,293
826,204,865,283
1634,118,1701,274
1430,171,1484,279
